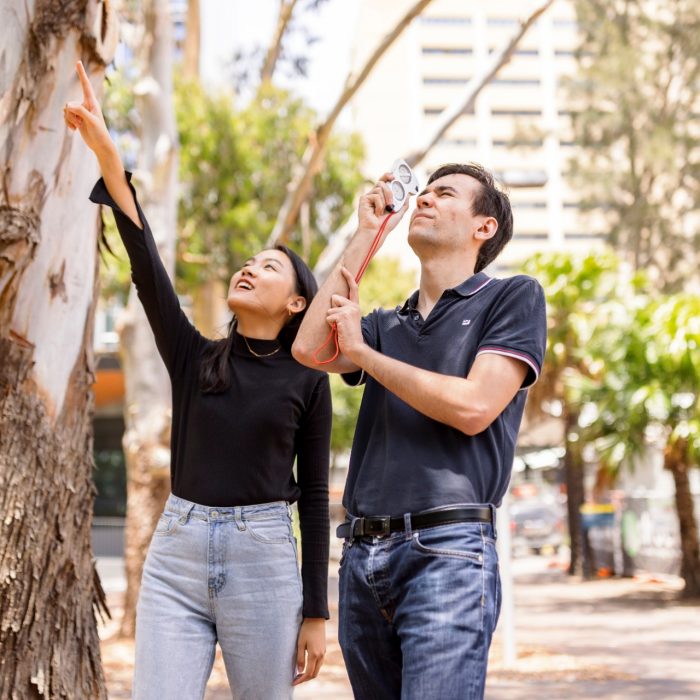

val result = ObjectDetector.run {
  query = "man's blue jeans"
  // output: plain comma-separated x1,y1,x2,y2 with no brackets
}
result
338,518,501,700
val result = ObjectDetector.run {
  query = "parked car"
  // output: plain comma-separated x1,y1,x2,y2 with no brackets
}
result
510,501,565,555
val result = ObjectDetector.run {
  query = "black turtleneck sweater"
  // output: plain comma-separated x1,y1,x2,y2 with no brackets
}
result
90,175,331,619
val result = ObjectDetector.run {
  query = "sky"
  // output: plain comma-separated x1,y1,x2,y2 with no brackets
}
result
200,0,359,121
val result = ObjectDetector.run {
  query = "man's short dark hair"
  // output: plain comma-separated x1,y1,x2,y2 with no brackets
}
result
427,163,513,273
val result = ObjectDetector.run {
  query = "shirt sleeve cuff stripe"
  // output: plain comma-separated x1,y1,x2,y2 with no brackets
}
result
475,347,540,387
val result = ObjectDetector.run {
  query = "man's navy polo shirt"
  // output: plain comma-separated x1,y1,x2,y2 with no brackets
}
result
341,271,547,517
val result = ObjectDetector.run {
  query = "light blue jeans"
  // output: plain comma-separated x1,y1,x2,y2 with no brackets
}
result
339,517,501,700
133,494,303,700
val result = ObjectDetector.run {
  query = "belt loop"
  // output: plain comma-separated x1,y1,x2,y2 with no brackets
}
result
403,513,412,541
489,504,498,539
178,501,195,525
234,506,245,531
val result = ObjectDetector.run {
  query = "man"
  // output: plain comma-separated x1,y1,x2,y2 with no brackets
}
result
293,163,547,699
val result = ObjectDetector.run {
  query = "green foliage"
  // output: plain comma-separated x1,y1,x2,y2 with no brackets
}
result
175,79,365,291
523,246,700,485
520,249,625,417
580,292,700,471
329,257,417,460
567,0,700,291
98,215,132,302
99,73,365,300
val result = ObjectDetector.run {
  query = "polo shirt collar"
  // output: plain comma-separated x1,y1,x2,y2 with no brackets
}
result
399,272,492,313
453,271,492,297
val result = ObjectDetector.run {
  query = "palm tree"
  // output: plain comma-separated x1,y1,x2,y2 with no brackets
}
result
522,251,620,575
581,293,700,597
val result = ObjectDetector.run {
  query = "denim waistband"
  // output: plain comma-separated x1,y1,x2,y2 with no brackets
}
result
165,493,290,522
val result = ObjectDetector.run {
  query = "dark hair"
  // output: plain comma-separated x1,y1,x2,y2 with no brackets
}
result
427,163,513,273
199,245,318,394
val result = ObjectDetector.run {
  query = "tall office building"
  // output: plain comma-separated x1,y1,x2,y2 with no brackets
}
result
349,0,605,271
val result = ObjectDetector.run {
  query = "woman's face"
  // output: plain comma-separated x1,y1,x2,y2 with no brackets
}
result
227,248,304,320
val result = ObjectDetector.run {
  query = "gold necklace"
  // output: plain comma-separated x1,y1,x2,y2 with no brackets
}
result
242,334,281,358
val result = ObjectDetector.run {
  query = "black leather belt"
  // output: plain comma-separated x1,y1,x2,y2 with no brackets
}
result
336,505,493,539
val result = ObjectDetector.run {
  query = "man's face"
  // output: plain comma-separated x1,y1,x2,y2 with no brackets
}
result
408,173,487,252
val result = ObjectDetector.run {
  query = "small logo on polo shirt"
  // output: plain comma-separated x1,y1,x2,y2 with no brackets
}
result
462,319,471,326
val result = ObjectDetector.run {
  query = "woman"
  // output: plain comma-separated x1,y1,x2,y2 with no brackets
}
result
64,62,330,699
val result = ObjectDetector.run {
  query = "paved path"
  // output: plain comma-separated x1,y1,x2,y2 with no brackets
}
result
486,557,700,699
99,552,700,699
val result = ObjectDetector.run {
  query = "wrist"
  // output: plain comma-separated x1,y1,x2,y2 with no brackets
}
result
94,140,121,166
348,342,371,368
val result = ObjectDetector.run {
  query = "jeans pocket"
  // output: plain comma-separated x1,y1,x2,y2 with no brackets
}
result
339,539,350,569
153,512,180,537
411,524,485,562
245,516,291,544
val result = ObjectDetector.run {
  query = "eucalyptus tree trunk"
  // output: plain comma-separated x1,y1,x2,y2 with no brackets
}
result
665,440,700,598
0,1,117,696
118,0,179,638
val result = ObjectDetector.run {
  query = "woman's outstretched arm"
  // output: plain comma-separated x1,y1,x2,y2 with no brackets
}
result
65,61,201,377
64,61,140,228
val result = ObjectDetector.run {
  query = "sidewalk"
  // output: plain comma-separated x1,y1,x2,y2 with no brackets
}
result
486,557,700,699
98,552,700,698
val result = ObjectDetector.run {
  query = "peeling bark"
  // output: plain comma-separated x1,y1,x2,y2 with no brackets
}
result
0,1,117,696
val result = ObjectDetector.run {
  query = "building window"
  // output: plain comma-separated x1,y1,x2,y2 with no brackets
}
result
93,416,127,517
512,202,547,209
516,233,549,240
564,232,607,240
487,18,519,27
422,47,473,55
492,109,543,116
424,106,475,116
493,139,544,147
497,170,548,187
421,16,471,25
492,79,541,86
438,138,478,147
423,77,469,85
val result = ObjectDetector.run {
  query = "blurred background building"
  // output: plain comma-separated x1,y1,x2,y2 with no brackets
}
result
350,0,606,271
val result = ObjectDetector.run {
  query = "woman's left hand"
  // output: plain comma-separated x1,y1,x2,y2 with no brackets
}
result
293,618,326,685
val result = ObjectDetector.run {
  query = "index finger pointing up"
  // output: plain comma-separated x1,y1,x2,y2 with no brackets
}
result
76,61,96,103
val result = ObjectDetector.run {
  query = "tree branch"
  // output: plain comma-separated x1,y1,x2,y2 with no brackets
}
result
405,0,555,168
314,0,555,281
260,0,299,85
267,0,435,247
